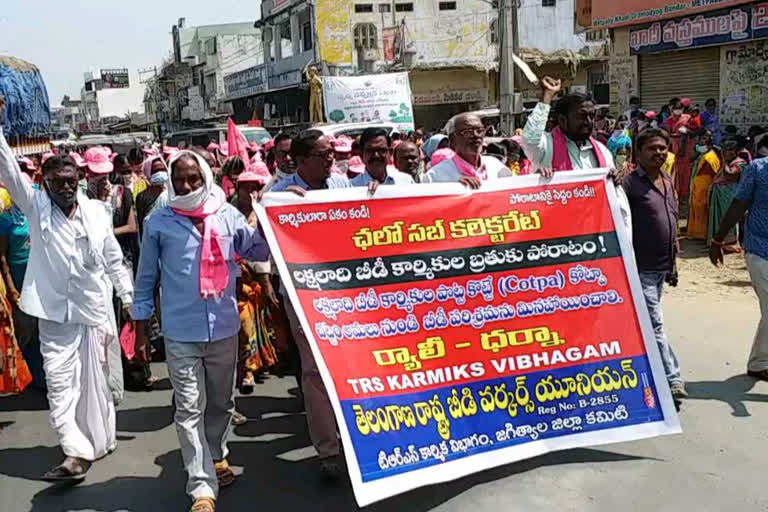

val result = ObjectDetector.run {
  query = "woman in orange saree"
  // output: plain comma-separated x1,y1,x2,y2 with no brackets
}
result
0,273,32,394
688,131,721,240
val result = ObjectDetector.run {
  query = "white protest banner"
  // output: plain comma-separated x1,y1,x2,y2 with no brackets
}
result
322,72,415,132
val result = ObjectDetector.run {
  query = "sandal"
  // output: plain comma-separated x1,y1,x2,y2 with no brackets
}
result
190,497,215,512
41,457,91,482
214,459,235,488
748,369,768,382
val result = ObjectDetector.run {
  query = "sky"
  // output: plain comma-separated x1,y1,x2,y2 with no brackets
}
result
0,0,260,104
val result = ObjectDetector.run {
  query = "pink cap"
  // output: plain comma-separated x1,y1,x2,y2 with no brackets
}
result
238,160,271,185
69,151,86,167
680,98,692,107
430,148,456,168
334,136,353,153
41,151,56,165
84,146,114,175
392,139,403,149
207,142,220,151
263,139,275,152
347,156,365,175
218,146,229,157
18,157,37,170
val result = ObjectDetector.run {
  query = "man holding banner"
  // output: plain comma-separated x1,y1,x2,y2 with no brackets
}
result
270,130,351,477
423,113,512,188
257,161,681,505
351,127,414,194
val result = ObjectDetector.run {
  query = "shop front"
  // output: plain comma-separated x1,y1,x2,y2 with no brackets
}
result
608,1,768,128
409,69,491,133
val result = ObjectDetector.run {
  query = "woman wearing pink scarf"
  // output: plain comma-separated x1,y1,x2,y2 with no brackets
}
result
131,150,269,512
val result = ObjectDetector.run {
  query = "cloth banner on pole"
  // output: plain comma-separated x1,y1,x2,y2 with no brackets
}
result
256,170,682,506
322,72,415,132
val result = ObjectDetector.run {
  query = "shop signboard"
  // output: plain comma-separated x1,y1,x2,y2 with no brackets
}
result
100,68,130,89
224,65,268,100
593,0,753,29
413,89,488,106
629,1,768,54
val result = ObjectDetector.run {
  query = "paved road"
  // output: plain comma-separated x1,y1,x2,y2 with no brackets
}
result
1,291,768,512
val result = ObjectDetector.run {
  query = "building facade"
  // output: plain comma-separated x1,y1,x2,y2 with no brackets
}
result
222,0,606,132
171,18,263,127
597,0,767,133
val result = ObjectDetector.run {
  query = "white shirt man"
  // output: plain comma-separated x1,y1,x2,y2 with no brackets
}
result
0,127,133,480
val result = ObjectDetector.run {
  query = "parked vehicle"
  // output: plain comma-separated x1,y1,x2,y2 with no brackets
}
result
312,122,399,139
164,125,272,148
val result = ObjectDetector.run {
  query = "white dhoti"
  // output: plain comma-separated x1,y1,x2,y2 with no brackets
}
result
39,319,118,461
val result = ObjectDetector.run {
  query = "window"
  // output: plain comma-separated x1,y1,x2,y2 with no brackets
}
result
542,0,555,6
439,1,456,10
302,22,313,52
378,3,391,12
355,3,374,12
395,2,413,12
354,23,378,49
490,18,499,44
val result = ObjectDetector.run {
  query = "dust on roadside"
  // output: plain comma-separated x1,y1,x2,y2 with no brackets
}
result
669,239,754,300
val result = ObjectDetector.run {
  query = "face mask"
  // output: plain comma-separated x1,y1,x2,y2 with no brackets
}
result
696,144,709,153
615,155,627,169
150,171,169,186
673,109,683,116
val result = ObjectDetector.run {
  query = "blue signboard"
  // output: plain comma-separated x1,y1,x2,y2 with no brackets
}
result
630,1,768,54
224,65,267,100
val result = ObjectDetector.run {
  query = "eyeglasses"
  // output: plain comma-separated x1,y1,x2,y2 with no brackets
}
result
309,150,335,160
45,177,79,190
457,128,486,138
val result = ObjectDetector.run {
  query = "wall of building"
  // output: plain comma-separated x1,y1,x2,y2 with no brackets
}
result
217,33,264,101
342,0,497,72
719,40,768,133
518,0,588,52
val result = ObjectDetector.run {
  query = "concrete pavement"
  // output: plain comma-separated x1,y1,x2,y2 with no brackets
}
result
1,290,767,512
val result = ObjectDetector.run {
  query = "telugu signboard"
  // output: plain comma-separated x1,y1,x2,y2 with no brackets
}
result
593,0,754,29
323,72,415,132
413,89,487,106
629,1,768,54
224,65,268,100
100,68,130,89
257,171,682,506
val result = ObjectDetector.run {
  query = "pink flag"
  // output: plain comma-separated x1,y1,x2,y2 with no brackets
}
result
227,117,251,170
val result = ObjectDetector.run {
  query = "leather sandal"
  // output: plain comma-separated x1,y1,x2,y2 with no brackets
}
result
41,457,91,482
214,459,235,488
190,497,215,512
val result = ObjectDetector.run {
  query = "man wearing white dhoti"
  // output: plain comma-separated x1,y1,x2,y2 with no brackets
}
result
0,95,134,481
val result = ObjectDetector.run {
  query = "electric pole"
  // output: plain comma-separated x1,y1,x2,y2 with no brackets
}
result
499,0,519,135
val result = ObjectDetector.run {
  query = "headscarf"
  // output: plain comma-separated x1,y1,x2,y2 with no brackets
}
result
142,155,168,180
422,134,448,160
168,150,229,299
607,131,632,157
